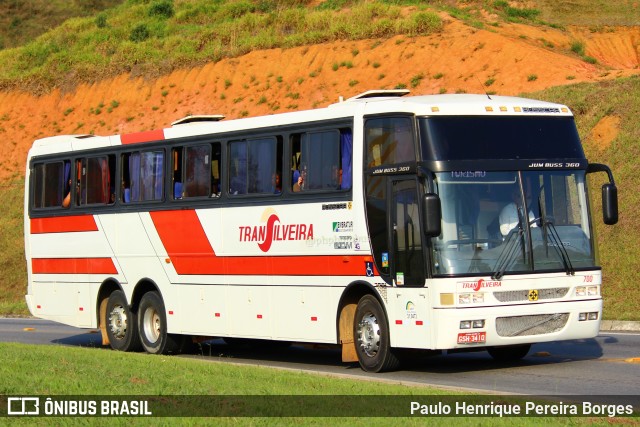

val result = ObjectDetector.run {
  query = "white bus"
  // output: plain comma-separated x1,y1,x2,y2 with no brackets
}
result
25,90,618,372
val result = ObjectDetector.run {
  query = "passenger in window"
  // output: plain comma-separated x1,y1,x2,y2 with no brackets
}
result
330,165,342,190
121,180,131,203
211,178,221,198
293,165,307,192
271,171,282,194
62,179,72,208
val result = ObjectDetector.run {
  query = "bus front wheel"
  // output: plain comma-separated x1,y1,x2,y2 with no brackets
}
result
354,294,400,372
105,290,141,352
138,291,181,355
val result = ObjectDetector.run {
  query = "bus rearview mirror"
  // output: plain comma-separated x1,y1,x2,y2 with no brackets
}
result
423,193,442,237
602,183,618,225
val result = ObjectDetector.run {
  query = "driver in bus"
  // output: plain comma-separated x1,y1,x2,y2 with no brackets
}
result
499,188,537,236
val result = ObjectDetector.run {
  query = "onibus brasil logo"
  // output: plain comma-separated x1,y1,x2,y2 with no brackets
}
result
238,208,314,252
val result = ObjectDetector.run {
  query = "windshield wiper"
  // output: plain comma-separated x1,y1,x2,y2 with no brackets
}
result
536,193,574,276
540,218,575,276
492,208,525,281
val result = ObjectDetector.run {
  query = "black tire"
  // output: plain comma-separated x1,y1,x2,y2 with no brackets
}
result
105,290,141,352
353,294,400,372
138,291,181,355
487,344,531,362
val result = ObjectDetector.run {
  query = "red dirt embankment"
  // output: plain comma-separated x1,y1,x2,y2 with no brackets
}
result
0,17,638,180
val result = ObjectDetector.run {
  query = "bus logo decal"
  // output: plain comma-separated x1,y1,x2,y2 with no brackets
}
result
461,279,502,291
239,209,314,252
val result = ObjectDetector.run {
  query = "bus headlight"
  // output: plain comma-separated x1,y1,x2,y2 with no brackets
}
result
576,286,599,297
458,293,484,304
473,319,485,328
578,312,599,321
460,319,485,329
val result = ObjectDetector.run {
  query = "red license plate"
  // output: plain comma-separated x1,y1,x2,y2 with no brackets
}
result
457,331,486,344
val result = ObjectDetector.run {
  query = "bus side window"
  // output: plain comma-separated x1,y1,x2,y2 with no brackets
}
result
229,137,281,196
174,143,221,199
365,117,415,167
339,128,352,190
211,142,221,197
121,153,131,203
292,130,343,192
184,144,211,198
229,141,247,195
33,160,69,208
122,150,164,202
290,134,301,192
171,147,183,199
78,155,114,206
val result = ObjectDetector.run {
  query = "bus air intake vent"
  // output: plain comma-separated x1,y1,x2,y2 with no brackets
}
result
496,313,569,337
344,89,410,101
493,287,569,302
171,115,225,126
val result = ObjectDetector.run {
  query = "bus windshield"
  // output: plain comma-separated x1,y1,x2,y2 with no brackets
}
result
431,170,595,277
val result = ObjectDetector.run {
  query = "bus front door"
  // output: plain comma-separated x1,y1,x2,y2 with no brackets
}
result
390,178,426,287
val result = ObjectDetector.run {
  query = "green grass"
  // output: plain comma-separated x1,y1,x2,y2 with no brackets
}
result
0,0,443,94
0,179,28,315
530,0,640,26
0,0,124,49
0,343,627,425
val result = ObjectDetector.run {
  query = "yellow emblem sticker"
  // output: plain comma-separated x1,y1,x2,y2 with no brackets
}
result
528,290,539,301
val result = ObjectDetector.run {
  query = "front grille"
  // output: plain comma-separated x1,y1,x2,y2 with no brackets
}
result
493,287,569,302
496,313,569,337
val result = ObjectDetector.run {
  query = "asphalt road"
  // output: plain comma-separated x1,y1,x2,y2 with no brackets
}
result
1,317,639,407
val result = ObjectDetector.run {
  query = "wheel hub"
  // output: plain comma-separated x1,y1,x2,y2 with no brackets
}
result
143,307,161,343
108,305,127,339
356,312,381,357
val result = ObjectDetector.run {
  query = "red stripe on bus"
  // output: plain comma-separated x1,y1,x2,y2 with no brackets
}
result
120,129,165,144
150,210,377,276
32,258,117,274
31,216,98,234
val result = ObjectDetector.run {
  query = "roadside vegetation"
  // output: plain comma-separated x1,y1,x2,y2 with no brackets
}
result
531,76,640,321
0,0,124,50
0,179,26,315
0,0,443,94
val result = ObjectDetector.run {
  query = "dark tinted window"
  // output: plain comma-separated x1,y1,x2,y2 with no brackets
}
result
365,117,415,167
419,116,584,161
33,161,68,208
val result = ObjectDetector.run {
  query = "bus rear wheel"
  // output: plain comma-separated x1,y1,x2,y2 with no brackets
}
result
105,290,141,352
138,291,181,355
354,294,400,372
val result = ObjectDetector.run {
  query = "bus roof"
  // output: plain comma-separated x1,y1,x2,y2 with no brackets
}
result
28,91,573,157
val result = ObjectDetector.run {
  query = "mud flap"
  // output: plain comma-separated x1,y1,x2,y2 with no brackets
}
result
339,303,358,362
99,297,110,346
